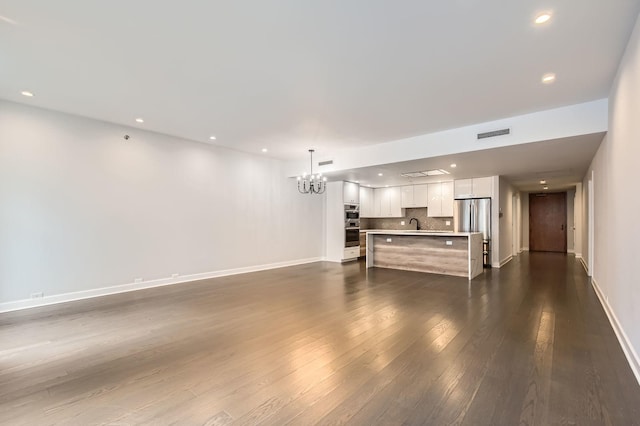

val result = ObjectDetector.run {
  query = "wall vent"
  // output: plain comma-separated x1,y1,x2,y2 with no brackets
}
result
477,128,510,139
318,160,333,166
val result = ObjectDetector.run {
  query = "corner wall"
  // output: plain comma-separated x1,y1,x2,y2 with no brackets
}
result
584,13,640,382
567,189,576,253
0,101,325,308
498,176,515,266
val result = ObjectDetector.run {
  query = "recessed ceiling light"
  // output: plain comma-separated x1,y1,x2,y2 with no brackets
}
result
385,185,389,188
135,118,144,123
540,180,547,184
21,91,34,97
535,13,551,25
542,73,556,84
543,186,549,190
210,136,217,140
355,181,359,183
378,173,383,176
261,148,268,153
450,163,457,168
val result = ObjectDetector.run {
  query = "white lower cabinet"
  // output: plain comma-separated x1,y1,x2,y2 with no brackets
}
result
344,247,360,260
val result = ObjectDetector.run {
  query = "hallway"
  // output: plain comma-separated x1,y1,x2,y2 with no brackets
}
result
1,253,639,425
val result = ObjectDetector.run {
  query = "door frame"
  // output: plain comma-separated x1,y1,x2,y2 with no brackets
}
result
529,191,568,253
588,171,594,277
512,194,518,256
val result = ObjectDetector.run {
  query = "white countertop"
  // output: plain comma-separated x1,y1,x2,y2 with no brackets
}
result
363,230,481,237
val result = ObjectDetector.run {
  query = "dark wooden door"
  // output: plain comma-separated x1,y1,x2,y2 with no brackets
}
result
530,192,567,252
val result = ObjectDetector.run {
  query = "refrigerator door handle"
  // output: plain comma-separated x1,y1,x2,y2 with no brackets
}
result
471,201,476,232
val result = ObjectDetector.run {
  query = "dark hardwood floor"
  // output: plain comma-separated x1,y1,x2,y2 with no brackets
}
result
1,253,639,425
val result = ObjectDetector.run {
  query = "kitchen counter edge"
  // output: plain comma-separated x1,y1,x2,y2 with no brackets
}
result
363,230,481,237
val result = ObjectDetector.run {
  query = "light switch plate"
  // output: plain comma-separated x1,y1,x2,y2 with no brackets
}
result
400,221,405,225
446,241,453,246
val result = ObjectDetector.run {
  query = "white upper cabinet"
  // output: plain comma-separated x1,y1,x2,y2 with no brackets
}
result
441,181,454,216
343,181,360,204
414,184,429,207
427,181,454,217
454,176,493,199
427,183,443,217
359,186,375,218
387,187,402,217
472,177,493,198
454,179,473,198
401,184,429,208
377,188,389,217
374,187,403,217
401,186,413,208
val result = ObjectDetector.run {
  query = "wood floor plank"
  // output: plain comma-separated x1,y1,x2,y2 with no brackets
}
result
1,254,639,425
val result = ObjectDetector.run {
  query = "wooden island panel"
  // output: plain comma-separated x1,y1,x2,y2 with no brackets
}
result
371,234,469,277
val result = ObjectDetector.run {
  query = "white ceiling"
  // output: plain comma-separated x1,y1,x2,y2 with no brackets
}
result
325,133,605,192
1,1,639,161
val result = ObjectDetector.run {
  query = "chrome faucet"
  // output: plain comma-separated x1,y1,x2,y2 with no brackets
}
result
409,218,420,230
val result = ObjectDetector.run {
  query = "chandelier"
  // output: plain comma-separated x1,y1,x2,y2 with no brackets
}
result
297,149,327,194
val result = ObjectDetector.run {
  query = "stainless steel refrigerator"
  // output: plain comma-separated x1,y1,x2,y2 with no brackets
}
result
454,198,491,266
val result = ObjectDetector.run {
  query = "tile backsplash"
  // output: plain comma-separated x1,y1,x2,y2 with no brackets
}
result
360,208,454,231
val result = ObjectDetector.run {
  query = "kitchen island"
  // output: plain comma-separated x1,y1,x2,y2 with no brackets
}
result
365,231,484,280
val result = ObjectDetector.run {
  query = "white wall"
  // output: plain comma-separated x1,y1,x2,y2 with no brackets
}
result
498,176,515,265
521,194,529,251
286,99,608,177
490,176,500,267
584,13,640,381
567,189,575,253
0,101,324,305
514,192,521,255
574,183,583,259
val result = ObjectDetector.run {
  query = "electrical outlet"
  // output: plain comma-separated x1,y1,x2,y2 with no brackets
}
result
134,278,143,283
386,238,392,242
400,221,405,226
171,273,179,278
446,241,453,246
445,220,451,226
30,292,43,299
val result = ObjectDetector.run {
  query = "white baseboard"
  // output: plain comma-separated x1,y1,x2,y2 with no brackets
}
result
0,257,325,313
522,247,529,251
575,252,583,259
492,255,513,268
579,257,589,275
591,278,640,386
568,249,575,254
498,255,513,268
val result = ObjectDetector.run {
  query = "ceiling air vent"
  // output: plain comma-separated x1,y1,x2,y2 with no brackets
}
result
318,160,333,166
401,169,450,178
477,128,510,140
